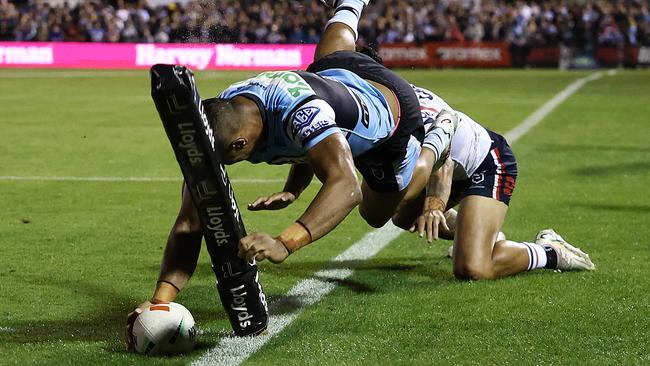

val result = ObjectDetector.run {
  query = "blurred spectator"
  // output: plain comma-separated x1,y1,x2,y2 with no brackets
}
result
0,0,648,54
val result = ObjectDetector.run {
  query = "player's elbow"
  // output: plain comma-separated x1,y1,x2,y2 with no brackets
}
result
348,179,363,207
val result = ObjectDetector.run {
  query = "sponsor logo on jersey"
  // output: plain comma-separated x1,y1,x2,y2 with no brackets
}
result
290,106,336,144
293,106,320,129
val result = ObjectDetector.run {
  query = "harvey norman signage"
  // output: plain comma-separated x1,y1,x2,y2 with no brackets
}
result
0,42,316,70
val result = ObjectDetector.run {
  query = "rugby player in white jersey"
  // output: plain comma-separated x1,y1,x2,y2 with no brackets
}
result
390,82,596,279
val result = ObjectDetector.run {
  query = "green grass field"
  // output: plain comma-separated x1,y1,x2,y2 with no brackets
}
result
0,68,648,365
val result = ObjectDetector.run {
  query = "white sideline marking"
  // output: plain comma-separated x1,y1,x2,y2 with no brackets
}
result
0,327,16,333
0,176,284,184
504,72,603,143
191,71,605,366
190,225,402,366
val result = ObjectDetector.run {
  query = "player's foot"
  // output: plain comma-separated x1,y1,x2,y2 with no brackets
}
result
319,0,370,8
535,229,595,271
447,231,505,258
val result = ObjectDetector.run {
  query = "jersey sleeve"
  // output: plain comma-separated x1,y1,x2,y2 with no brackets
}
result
286,98,341,150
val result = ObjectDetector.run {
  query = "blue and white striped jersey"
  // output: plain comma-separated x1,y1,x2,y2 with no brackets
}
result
217,69,394,164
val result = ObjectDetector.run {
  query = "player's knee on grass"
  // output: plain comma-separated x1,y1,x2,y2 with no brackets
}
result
391,214,412,231
453,253,497,280
453,262,497,280
361,209,390,228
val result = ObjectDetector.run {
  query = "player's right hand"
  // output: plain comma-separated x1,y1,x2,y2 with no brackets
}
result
125,300,153,352
248,192,296,211
409,209,449,243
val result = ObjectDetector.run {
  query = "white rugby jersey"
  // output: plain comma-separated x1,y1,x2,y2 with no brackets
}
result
412,85,492,180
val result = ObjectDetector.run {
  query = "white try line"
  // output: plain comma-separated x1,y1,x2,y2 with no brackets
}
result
191,71,608,366
190,224,403,366
504,71,603,142
0,176,284,184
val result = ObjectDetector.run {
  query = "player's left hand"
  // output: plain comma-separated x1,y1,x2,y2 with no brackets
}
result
125,300,153,351
238,232,289,264
410,209,449,243
247,192,296,211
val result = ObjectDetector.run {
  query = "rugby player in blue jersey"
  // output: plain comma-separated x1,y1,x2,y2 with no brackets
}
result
126,0,456,348
210,0,457,263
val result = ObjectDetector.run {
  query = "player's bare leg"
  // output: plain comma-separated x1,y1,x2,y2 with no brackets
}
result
452,196,529,279
359,180,407,228
314,0,369,62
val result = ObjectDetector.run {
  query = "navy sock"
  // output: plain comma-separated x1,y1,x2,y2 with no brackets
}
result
544,247,558,269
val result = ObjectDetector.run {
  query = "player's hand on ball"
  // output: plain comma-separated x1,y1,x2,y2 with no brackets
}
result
247,192,296,211
125,300,153,352
238,232,289,263
410,209,449,243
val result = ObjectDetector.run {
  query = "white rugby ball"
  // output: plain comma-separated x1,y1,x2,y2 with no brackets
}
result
132,302,197,356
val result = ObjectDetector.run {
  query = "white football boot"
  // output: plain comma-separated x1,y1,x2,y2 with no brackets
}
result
535,229,595,271
447,231,506,258
319,0,370,8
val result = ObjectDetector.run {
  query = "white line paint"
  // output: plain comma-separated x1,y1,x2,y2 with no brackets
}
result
0,176,284,184
504,72,603,143
0,327,16,333
191,71,605,366
190,225,402,366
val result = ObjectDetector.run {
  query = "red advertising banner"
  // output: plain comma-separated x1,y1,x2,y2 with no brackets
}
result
379,43,432,68
527,46,560,67
429,42,511,67
0,42,317,70
379,42,511,68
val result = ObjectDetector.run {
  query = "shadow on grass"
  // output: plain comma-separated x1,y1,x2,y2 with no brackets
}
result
1,253,454,356
572,161,650,177
572,202,650,213
0,274,225,358
537,143,650,154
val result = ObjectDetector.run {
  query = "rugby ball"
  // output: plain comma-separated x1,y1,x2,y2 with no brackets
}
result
132,302,196,356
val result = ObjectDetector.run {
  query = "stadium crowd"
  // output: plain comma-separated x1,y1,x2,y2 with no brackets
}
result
1,0,650,49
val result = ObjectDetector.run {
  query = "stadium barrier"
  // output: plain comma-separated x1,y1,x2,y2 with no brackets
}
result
378,42,650,68
1,41,648,70
0,42,316,70
379,42,511,68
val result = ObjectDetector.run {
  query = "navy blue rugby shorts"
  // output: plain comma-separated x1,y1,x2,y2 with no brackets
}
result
449,130,518,206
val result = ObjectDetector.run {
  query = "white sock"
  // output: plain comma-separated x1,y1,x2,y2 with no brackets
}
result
325,0,367,40
522,242,548,271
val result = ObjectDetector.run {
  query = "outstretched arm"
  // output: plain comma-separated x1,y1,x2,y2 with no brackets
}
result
411,156,454,242
238,132,362,263
295,133,361,241
125,183,202,350
154,183,203,300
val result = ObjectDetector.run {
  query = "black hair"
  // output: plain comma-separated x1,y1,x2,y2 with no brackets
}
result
202,97,239,153
356,45,384,65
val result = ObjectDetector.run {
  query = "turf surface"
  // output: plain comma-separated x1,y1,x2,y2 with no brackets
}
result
0,69,648,365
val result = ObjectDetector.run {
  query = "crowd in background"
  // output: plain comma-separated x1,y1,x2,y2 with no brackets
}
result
1,0,650,50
